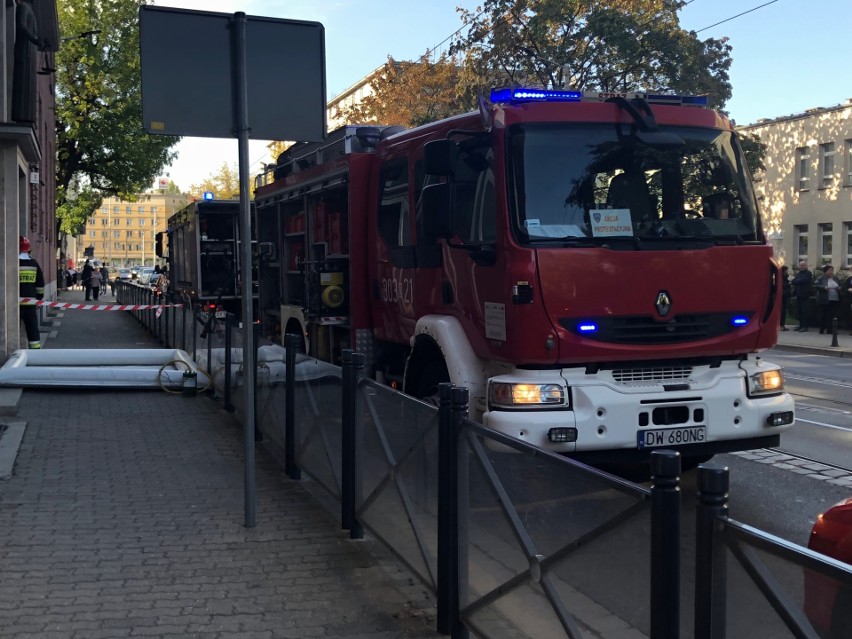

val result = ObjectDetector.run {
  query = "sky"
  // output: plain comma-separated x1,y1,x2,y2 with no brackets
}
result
156,0,852,191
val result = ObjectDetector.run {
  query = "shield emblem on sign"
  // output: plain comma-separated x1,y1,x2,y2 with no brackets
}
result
593,212,601,223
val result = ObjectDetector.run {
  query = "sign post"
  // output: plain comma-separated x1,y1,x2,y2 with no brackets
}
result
140,6,326,527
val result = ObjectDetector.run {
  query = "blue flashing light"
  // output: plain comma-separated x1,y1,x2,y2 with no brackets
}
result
203,191,215,201
491,87,708,107
577,322,599,333
491,87,583,104
731,316,749,326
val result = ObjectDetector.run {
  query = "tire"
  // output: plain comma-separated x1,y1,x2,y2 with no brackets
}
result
414,360,449,405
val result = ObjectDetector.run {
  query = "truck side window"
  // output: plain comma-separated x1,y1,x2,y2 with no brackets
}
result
378,160,412,249
455,143,496,243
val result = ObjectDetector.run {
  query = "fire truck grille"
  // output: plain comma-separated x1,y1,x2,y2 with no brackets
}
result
560,313,749,345
612,367,693,384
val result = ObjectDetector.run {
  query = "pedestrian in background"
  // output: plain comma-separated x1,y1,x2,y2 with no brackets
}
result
846,272,852,335
18,236,44,349
791,260,813,332
814,265,841,335
81,259,94,300
100,263,109,296
89,265,102,301
780,265,791,331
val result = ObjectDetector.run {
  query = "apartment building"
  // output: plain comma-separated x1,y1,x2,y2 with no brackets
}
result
0,0,59,359
740,100,852,272
78,192,190,268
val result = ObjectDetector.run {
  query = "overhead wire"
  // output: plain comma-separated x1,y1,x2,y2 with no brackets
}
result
694,0,781,33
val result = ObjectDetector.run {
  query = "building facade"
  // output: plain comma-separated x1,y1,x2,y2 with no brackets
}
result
740,101,852,273
1,0,59,360
77,192,190,268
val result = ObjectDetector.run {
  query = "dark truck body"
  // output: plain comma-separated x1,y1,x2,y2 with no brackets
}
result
160,200,257,311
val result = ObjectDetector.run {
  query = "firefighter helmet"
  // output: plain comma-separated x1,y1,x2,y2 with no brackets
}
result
19,236,31,253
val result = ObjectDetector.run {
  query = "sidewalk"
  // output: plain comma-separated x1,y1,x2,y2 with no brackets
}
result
0,288,440,638
774,322,852,358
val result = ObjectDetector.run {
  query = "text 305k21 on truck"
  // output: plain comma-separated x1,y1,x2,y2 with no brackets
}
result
247,87,795,467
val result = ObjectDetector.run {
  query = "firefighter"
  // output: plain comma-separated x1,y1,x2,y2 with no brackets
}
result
19,235,45,349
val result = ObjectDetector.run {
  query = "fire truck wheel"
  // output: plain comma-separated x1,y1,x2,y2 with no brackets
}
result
414,360,449,406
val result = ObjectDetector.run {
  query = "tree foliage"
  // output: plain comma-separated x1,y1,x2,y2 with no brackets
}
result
453,0,732,109
56,0,179,235
336,53,470,128
187,163,242,200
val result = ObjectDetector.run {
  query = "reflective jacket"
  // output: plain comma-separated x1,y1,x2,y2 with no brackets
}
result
19,255,45,305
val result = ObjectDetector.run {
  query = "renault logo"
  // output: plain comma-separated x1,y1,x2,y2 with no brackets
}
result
656,291,672,317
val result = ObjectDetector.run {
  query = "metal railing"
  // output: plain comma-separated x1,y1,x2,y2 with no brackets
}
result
115,289,852,638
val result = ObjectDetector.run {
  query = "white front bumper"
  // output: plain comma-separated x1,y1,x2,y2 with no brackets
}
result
482,359,795,455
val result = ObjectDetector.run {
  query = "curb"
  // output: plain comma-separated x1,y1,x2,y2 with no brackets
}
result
773,343,852,358
0,421,26,480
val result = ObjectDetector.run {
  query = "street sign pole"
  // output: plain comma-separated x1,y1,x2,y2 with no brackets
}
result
234,12,256,529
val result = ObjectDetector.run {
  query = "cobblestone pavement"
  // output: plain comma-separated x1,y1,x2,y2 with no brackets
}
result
0,292,440,638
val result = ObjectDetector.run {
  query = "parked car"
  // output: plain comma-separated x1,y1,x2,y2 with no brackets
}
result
805,497,852,638
137,267,156,285
115,268,133,283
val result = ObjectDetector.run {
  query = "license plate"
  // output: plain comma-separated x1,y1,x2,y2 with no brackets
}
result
215,310,227,319
638,426,706,448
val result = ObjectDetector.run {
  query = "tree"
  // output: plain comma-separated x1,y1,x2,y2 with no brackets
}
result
453,0,732,109
188,163,242,200
337,53,470,128
55,0,179,236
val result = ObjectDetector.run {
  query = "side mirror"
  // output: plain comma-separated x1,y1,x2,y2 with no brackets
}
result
422,183,453,238
155,232,165,258
424,139,456,176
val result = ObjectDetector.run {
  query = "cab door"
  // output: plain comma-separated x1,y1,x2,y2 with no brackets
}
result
373,159,417,343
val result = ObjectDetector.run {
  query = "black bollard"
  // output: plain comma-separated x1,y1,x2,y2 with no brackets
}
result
695,464,730,639
831,316,838,347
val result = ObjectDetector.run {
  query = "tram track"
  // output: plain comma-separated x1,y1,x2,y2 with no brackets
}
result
728,447,852,483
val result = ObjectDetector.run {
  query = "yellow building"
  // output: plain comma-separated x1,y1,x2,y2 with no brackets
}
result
739,101,852,271
78,192,190,268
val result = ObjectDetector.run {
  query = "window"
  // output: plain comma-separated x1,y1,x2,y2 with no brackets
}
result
138,205,145,213
795,225,808,263
377,160,411,249
101,231,107,238
818,223,833,263
126,230,133,238
88,217,96,225
113,206,119,213
139,219,146,226
454,139,496,243
113,219,120,226
151,206,158,214
819,142,835,188
796,147,810,190
845,222,852,267
126,219,133,226
113,230,121,238
845,140,852,186
89,230,96,238
101,218,108,226
125,205,132,213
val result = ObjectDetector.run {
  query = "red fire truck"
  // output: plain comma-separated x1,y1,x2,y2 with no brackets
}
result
253,87,795,465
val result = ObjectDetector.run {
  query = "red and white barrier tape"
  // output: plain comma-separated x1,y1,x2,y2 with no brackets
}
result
19,298,182,312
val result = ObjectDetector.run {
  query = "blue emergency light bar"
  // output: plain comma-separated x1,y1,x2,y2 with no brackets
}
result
577,322,599,333
490,87,708,107
731,316,749,326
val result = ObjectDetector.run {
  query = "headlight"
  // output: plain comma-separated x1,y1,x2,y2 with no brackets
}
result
748,369,784,396
490,382,565,408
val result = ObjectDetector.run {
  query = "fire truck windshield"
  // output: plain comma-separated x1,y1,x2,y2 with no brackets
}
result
507,124,761,247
